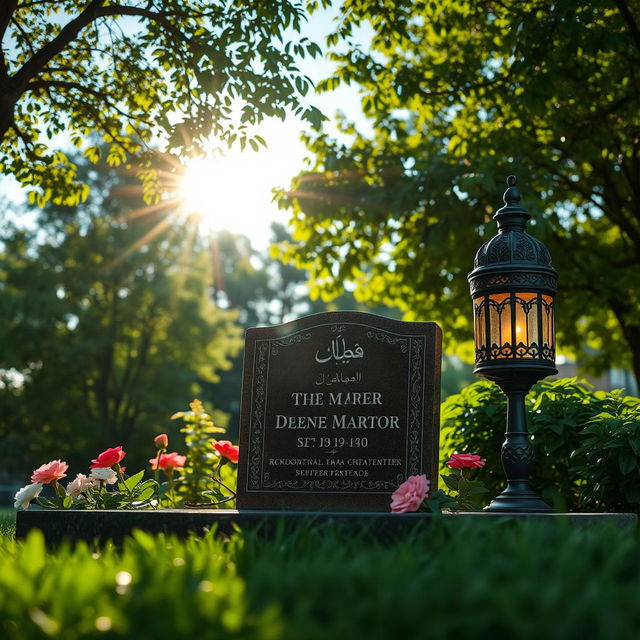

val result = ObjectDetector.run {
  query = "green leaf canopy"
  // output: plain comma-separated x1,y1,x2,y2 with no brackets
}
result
0,0,323,205
279,0,640,383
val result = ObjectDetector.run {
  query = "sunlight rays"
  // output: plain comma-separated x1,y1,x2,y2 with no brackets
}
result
99,118,307,290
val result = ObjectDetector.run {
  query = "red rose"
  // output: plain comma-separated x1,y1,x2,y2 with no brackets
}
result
154,433,169,449
213,440,239,464
90,446,126,469
149,452,186,471
446,453,486,469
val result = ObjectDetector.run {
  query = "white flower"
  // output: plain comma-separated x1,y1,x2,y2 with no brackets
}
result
90,467,118,484
14,482,43,509
66,473,98,498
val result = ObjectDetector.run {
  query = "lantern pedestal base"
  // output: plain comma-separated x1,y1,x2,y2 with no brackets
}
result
475,373,557,514
485,484,553,513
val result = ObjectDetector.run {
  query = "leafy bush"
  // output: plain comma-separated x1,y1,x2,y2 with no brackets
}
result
573,395,640,512
441,377,640,512
2,520,640,639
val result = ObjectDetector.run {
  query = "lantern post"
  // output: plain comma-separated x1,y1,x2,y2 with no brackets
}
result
468,176,557,512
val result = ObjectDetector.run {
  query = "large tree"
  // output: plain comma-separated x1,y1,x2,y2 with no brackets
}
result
0,154,242,474
280,0,640,383
0,0,322,206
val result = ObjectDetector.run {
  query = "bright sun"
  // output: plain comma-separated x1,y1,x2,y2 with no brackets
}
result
178,122,305,243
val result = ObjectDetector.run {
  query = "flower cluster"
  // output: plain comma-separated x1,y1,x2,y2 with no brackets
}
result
14,448,128,510
390,452,487,514
15,404,241,510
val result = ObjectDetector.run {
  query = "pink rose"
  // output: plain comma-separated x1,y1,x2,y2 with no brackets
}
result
213,440,239,464
30,460,68,484
390,474,430,513
66,473,98,498
154,434,169,449
90,446,126,469
149,452,186,471
446,453,486,469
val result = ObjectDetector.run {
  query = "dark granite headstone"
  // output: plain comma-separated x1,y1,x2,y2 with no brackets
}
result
236,312,442,511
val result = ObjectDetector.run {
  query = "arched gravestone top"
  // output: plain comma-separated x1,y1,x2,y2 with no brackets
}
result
236,311,442,511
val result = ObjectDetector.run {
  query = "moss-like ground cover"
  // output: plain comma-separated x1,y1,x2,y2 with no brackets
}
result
1,511,639,639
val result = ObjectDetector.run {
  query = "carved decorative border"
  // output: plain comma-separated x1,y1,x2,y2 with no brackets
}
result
366,330,408,353
407,337,424,476
248,341,269,490
249,329,426,493
261,473,404,491
270,332,312,356
470,272,557,294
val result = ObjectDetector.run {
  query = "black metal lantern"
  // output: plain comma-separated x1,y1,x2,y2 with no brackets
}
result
468,175,557,512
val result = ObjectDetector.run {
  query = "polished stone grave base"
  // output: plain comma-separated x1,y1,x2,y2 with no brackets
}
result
15,509,637,544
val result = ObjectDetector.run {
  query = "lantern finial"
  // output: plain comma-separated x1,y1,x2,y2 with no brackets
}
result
494,174,529,229
503,175,521,206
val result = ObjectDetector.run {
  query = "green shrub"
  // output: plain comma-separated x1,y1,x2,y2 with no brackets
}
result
441,377,640,512
573,394,640,512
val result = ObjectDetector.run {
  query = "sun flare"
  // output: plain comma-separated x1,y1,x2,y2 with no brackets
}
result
178,124,304,242
180,154,248,233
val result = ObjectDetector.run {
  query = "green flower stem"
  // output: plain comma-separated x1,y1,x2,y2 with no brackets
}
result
52,479,64,503
85,486,98,509
114,463,132,496
154,448,164,509
167,471,176,507
211,474,236,498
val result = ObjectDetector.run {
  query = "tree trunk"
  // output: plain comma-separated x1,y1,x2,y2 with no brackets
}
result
0,86,18,140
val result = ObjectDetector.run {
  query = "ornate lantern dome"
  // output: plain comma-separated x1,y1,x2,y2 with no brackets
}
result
468,176,558,380
473,222,553,269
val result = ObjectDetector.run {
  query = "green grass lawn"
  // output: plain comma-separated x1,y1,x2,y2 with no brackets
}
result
1,515,639,639
0,508,15,539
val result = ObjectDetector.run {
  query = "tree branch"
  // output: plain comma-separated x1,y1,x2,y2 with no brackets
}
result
11,0,106,90
27,79,155,127
10,118,38,160
28,78,108,101
12,16,40,59
0,0,18,43
95,5,200,52
15,1,61,8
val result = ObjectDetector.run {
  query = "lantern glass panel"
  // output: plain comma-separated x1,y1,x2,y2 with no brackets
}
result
488,293,511,358
541,294,555,359
513,293,538,358
473,296,486,357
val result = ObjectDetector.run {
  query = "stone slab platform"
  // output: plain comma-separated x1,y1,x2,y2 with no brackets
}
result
15,509,637,544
